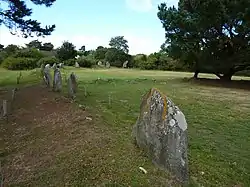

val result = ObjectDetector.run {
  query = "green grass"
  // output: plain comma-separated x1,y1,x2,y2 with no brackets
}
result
1,67,250,186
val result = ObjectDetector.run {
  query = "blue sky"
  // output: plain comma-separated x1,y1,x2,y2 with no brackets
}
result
0,0,178,54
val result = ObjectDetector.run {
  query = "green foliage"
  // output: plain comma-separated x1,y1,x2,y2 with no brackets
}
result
4,44,20,56
26,40,42,49
105,48,131,67
109,36,129,54
2,57,37,70
0,0,56,37
133,54,147,68
77,56,95,68
132,52,189,71
37,56,59,67
94,46,108,61
14,48,44,60
40,50,57,57
40,42,54,51
0,51,8,65
79,45,86,52
57,41,77,61
0,44,4,50
64,59,76,66
157,0,250,80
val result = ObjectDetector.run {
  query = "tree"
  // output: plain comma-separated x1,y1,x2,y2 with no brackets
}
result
109,36,129,54
4,44,20,55
56,41,77,61
94,46,108,61
105,48,131,67
0,44,4,50
79,45,86,52
40,42,54,51
157,0,250,80
26,40,42,49
0,0,56,37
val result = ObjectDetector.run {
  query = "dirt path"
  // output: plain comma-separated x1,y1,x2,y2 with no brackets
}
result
0,85,113,186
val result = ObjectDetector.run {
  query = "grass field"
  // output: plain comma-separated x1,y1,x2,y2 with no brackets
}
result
1,67,250,186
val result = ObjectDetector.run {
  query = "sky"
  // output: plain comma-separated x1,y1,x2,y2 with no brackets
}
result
0,0,178,55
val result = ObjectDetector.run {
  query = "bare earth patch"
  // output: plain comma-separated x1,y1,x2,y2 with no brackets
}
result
0,85,112,186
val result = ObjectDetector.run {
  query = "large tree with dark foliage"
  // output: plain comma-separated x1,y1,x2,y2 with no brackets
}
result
158,0,250,80
56,41,77,61
0,0,56,37
109,36,129,54
26,40,42,49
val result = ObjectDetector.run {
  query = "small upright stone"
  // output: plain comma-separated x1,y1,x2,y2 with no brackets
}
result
45,64,50,68
133,88,189,184
53,68,62,92
75,62,80,68
67,72,77,99
97,61,103,66
59,63,64,68
52,63,57,69
106,61,110,68
123,60,128,68
43,65,52,87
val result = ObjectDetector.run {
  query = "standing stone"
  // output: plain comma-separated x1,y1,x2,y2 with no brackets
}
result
106,61,110,68
75,62,80,68
40,63,45,70
132,88,188,184
43,66,52,87
59,63,64,68
67,72,77,99
97,61,103,66
123,60,128,68
2,100,7,117
52,63,57,69
53,68,62,92
45,64,50,68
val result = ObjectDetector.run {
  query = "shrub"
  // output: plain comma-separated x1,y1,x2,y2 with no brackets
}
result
104,48,130,67
133,54,147,68
0,51,8,65
14,48,44,60
2,57,37,70
37,56,59,67
77,56,95,68
64,58,76,66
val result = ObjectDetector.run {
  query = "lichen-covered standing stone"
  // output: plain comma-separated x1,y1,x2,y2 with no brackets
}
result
133,88,189,183
53,68,62,92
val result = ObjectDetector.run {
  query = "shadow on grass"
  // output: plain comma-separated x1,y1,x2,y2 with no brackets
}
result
182,77,250,91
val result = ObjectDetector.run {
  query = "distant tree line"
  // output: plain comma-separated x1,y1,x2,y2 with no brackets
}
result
0,36,185,71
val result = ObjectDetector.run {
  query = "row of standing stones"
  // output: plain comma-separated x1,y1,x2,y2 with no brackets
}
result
42,63,77,99
0,63,189,184
42,64,189,184
75,60,129,68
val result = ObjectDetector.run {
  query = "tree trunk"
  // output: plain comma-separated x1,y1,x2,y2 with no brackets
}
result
193,70,199,79
220,74,233,81
215,73,233,81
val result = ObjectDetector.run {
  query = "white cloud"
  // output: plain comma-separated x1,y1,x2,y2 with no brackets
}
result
0,27,163,55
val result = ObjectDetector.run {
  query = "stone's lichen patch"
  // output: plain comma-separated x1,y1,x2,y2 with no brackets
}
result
169,119,175,127
175,111,188,131
133,88,189,184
